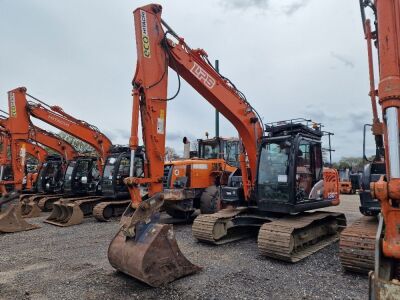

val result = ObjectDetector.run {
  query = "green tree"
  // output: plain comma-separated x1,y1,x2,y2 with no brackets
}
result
165,146,180,161
333,156,364,172
57,132,94,154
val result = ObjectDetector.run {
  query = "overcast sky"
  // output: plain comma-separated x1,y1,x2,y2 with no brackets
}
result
0,0,378,161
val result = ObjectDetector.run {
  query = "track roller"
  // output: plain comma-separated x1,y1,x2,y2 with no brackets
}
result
258,211,346,262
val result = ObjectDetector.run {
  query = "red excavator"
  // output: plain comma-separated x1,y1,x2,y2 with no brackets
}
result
107,4,344,287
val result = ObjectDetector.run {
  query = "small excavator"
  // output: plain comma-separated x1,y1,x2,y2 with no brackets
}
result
342,1,400,298
162,136,239,220
107,4,345,287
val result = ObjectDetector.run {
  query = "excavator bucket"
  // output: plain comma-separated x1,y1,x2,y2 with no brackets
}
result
0,203,40,233
20,198,42,218
108,194,201,287
44,200,84,227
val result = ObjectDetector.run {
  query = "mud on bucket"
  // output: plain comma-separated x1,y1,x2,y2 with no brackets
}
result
108,195,201,287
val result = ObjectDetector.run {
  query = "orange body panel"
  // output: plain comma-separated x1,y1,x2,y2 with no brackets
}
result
323,168,340,205
166,159,237,189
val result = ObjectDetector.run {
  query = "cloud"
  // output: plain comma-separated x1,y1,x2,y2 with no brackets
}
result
348,111,371,131
220,0,310,15
283,0,310,16
330,52,355,68
167,131,197,143
221,0,270,10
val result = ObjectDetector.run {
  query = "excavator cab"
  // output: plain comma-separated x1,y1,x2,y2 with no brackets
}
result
198,137,240,168
36,155,64,194
255,121,335,213
63,156,101,196
101,147,144,199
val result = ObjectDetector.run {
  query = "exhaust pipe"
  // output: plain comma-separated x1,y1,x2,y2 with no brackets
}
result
183,137,190,159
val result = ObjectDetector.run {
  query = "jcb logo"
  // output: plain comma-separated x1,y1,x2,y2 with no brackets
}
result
8,92,17,117
190,62,216,89
140,10,151,58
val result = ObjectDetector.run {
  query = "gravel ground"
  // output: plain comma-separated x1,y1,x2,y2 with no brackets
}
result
0,195,368,300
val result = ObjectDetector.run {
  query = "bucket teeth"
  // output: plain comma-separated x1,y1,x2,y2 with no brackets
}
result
108,194,200,287
0,203,40,233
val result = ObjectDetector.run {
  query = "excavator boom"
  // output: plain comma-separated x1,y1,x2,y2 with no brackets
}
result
8,87,112,170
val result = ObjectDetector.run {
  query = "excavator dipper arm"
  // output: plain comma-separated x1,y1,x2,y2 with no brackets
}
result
29,126,77,161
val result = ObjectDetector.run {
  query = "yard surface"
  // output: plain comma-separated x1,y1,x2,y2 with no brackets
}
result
0,195,368,300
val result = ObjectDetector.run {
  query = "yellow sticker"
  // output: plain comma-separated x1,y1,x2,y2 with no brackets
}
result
140,10,151,58
9,92,17,117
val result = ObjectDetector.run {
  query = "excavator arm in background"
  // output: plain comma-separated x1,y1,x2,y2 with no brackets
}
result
28,126,77,161
7,87,112,171
108,4,263,287
0,117,78,162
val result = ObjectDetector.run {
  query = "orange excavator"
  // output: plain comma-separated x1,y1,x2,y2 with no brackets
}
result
339,0,386,275
5,87,145,227
162,136,240,221
107,4,345,287
0,114,78,194
344,1,400,298
0,125,48,194
0,126,49,233
1,87,113,227
0,113,79,216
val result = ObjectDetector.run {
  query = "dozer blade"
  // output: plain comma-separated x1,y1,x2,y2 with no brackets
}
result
0,203,40,233
44,200,84,227
108,193,200,287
